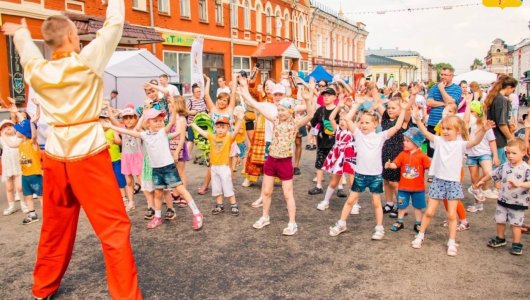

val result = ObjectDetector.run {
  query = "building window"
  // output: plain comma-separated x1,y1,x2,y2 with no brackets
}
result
180,0,190,17
163,51,192,94
283,58,290,70
215,0,223,24
256,4,262,33
266,8,272,35
284,14,290,40
243,0,251,30
132,0,146,11
233,56,251,76
343,42,347,61
298,16,304,42
158,0,169,14
275,12,282,38
348,43,353,61
299,60,309,77
317,34,322,56
338,40,342,60
332,39,336,59
231,1,238,28
323,37,329,58
198,0,208,21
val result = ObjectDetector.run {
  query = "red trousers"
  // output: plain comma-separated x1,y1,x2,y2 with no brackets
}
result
33,151,142,300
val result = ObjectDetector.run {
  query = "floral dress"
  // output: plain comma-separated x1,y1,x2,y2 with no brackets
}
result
322,128,356,175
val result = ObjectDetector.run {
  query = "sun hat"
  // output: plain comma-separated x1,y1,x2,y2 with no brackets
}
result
403,127,425,148
14,119,32,139
271,84,286,95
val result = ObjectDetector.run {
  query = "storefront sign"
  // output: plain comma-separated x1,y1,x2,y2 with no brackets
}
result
162,33,194,47
7,36,25,104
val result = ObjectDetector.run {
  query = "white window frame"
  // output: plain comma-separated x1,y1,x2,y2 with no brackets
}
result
338,40,342,61
158,0,169,14
180,0,190,18
298,16,304,42
283,58,290,71
323,37,329,58
199,0,208,22
266,8,272,35
244,0,251,30
163,51,192,94
256,4,262,33
275,12,282,38
231,1,238,28
299,60,309,77
215,0,223,24
284,14,290,40
233,56,251,76
316,34,322,57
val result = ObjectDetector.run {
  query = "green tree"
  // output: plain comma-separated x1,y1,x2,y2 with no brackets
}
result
470,58,483,70
435,62,454,81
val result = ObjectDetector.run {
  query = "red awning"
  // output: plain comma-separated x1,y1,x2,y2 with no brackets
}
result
252,41,302,59
67,13,163,45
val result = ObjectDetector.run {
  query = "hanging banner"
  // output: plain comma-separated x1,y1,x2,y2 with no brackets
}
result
190,36,204,98
7,36,26,104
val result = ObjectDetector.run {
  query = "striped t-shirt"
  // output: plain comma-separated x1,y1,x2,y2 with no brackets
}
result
426,83,462,126
186,98,208,125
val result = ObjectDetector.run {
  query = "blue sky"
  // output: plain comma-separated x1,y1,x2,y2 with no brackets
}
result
324,0,530,74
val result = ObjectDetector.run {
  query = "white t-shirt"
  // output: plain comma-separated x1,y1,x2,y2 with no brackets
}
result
256,102,278,143
158,84,180,99
216,86,231,97
353,130,389,175
140,128,174,168
467,128,495,157
429,135,467,182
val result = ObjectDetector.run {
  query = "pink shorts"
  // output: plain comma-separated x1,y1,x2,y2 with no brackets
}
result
121,152,144,176
263,156,293,181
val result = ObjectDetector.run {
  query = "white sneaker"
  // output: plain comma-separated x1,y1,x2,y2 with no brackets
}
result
312,176,317,183
32,194,38,200
20,202,30,214
14,193,20,201
316,200,329,211
371,226,385,240
251,198,263,208
467,186,485,202
447,243,458,256
467,204,483,213
282,223,298,236
411,236,424,249
241,179,251,187
483,189,498,199
350,203,361,215
329,222,347,237
252,216,270,229
3,206,17,216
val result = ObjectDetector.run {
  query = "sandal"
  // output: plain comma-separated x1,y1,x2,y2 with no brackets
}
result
133,183,141,194
212,204,224,215
197,186,209,195
171,193,188,208
390,222,404,232
230,204,240,216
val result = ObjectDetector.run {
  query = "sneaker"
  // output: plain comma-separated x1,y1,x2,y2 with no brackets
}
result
316,200,329,211
308,187,324,195
14,193,20,201
467,186,485,202
253,216,270,229
413,222,421,233
282,223,298,236
511,243,524,255
467,204,483,213
305,144,311,150
483,188,499,199
3,206,17,216
329,222,347,237
144,207,155,220
293,167,301,176
241,179,251,187
442,220,448,227
382,204,394,214
457,222,470,231
350,203,361,215
147,216,163,229
312,176,317,183
447,243,458,256
164,208,176,220
371,226,385,240
487,236,507,248
22,213,39,225
251,198,263,208
411,236,424,249
192,213,203,230
336,189,348,198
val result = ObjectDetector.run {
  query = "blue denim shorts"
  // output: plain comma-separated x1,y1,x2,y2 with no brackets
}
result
22,175,43,197
352,173,383,194
152,164,182,190
397,190,426,210
186,126,195,142
465,154,493,166
428,177,464,200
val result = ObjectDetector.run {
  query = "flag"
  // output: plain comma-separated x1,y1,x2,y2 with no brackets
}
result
376,74,384,89
191,36,204,98
387,74,394,88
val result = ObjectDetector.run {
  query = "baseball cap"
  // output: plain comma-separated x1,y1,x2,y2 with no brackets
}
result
121,107,136,117
215,116,230,125
143,108,166,120
271,84,286,95
0,119,14,131
14,119,31,139
321,87,337,96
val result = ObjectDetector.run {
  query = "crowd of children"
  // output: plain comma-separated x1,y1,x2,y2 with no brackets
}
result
1,70,528,257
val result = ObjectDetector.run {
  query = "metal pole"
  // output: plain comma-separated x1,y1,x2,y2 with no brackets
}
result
230,0,234,81
149,0,156,54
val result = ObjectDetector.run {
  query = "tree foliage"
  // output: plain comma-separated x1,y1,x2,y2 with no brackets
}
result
434,62,454,81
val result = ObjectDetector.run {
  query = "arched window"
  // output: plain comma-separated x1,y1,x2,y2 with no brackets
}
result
256,4,262,32
284,13,290,40
275,11,282,37
298,16,304,42
266,8,272,35
244,0,251,30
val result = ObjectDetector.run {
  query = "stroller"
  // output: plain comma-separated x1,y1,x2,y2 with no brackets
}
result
192,112,213,166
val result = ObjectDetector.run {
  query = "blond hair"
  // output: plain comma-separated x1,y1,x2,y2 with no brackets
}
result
440,115,469,141
507,138,526,152
42,15,73,48
173,96,189,116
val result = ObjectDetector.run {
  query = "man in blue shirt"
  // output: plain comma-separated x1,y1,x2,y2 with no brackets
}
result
426,67,462,157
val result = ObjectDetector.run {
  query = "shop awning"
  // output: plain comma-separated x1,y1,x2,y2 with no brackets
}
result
252,41,302,59
67,13,163,45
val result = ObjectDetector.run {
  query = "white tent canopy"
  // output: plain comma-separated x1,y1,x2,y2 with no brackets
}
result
453,69,497,85
103,49,177,108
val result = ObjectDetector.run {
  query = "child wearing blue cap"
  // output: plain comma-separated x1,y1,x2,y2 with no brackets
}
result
385,127,431,232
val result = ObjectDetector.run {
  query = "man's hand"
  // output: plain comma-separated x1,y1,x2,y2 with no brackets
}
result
438,82,446,91
1,18,27,36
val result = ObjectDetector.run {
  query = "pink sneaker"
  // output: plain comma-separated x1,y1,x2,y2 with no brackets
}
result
192,212,203,230
147,216,163,229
